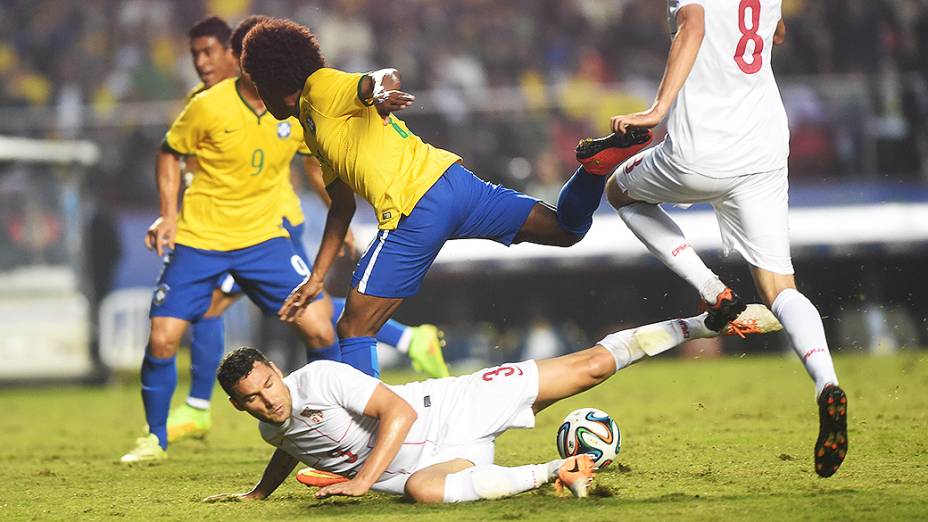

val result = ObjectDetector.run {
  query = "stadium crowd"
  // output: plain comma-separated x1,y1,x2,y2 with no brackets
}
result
0,0,926,200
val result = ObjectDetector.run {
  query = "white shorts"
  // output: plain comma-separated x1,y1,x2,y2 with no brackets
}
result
615,147,794,275
373,361,539,495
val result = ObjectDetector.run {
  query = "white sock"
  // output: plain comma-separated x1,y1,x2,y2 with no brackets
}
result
396,328,413,353
771,288,839,397
598,316,715,372
185,397,210,410
618,203,726,303
442,462,560,503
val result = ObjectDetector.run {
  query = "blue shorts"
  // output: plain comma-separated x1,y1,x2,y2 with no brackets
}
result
150,237,313,321
217,218,310,294
352,163,538,298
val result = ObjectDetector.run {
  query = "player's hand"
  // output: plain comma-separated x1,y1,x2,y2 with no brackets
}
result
374,89,415,122
144,216,177,257
610,107,664,135
202,491,264,503
314,478,371,499
278,276,325,322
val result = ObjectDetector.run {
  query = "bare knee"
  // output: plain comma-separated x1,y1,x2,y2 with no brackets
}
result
584,348,616,383
606,174,636,210
404,474,445,504
294,307,336,348
148,323,182,359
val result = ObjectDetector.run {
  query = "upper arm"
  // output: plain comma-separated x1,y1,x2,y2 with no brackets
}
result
362,383,416,419
314,69,368,118
164,97,210,155
675,3,705,38
325,177,355,208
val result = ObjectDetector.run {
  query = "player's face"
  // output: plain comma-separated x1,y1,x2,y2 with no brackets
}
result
254,82,298,120
189,36,236,88
229,361,292,424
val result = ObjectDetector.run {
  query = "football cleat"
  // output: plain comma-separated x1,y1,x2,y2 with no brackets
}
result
167,403,212,443
554,454,596,498
575,129,653,176
296,467,350,488
408,324,450,378
724,304,783,338
702,287,747,332
814,384,848,478
120,434,167,464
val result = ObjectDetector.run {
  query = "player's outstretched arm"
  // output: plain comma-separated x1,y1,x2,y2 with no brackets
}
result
278,179,356,321
203,448,298,503
360,69,415,122
314,384,417,499
144,148,183,256
301,156,356,257
610,3,705,134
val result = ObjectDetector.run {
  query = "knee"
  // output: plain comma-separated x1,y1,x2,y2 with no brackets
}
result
605,175,634,210
301,320,336,348
148,325,181,359
404,474,444,504
584,349,615,383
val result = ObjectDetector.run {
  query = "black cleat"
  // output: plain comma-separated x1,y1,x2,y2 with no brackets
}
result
815,384,848,478
702,287,747,332
575,129,653,175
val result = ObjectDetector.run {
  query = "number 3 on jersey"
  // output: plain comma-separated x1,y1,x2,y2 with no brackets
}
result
734,0,763,74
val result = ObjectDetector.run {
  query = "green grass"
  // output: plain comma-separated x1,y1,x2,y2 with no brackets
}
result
1,352,927,521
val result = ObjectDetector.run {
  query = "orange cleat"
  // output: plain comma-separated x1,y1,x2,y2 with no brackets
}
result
575,129,653,176
702,287,747,332
295,467,350,488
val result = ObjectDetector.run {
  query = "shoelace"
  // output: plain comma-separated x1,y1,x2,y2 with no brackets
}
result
726,319,759,338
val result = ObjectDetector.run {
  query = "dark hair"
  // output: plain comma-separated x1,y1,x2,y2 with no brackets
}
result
241,17,326,97
230,15,269,58
217,346,272,397
188,16,232,47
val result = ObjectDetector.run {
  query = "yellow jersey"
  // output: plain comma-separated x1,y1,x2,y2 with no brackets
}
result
298,68,461,230
165,78,311,251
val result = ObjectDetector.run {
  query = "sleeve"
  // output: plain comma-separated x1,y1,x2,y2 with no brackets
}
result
668,0,704,34
300,361,381,416
313,68,367,119
164,95,210,156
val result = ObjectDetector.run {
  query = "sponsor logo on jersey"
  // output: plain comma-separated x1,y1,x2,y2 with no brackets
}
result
304,115,316,134
277,121,292,139
300,408,324,424
624,157,643,174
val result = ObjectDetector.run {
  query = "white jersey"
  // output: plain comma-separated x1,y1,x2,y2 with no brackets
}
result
658,0,789,178
258,360,540,489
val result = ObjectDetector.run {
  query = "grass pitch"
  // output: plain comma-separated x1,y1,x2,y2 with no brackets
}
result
1,352,926,521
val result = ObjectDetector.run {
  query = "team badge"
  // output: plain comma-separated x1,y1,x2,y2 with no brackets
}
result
152,284,170,306
300,408,324,424
277,121,292,139
304,115,316,134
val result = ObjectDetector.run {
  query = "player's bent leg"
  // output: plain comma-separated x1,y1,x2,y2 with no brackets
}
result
292,291,336,349
513,202,582,247
404,458,474,503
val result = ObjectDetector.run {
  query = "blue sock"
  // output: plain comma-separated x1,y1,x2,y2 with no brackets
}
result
332,296,407,348
339,336,380,378
189,316,224,403
556,167,606,237
141,352,177,450
306,339,342,363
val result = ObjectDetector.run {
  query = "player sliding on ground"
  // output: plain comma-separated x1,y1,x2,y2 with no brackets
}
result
237,18,653,377
205,308,781,504
581,0,847,477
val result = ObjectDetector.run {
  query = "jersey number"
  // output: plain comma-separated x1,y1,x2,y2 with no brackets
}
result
481,365,524,382
250,148,265,176
328,448,358,464
734,0,764,74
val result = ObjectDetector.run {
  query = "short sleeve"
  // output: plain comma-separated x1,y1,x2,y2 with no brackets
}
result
297,361,380,415
668,0,705,34
164,95,211,156
312,68,366,119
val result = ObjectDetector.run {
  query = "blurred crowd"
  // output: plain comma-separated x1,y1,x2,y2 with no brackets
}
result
1,0,927,199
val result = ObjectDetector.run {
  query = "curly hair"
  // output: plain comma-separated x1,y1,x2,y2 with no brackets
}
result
241,17,326,97
230,15,269,58
188,16,231,47
217,346,272,398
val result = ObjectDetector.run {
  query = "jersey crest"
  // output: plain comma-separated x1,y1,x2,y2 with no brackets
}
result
277,121,292,139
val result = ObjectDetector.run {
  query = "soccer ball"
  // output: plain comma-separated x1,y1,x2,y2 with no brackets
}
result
556,407,621,469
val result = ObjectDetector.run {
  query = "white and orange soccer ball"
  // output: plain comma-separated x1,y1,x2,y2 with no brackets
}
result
556,407,621,469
